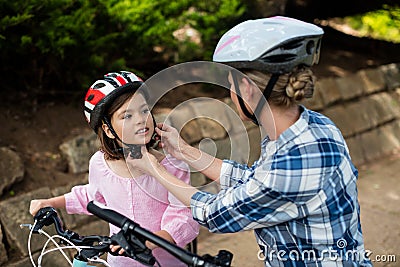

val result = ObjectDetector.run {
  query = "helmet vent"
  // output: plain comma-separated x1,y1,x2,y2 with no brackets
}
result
93,82,106,89
306,40,315,55
262,54,297,63
104,78,119,88
281,40,302,50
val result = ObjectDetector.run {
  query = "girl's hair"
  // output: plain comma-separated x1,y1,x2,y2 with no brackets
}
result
243,65,315,108
97,90,157,160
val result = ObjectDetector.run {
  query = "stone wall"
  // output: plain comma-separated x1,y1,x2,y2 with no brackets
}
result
303,63,400,166
0,62,399,266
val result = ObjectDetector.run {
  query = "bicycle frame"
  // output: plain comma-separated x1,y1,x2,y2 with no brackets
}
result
72,258,97,267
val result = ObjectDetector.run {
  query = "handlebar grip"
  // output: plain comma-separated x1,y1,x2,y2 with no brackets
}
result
87,201,127,228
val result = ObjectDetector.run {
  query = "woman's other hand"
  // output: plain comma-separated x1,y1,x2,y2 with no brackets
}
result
126,146,163,178
155,123,189,161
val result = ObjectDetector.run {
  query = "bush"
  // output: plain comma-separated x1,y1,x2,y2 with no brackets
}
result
0,0,245,100
345,5,400,43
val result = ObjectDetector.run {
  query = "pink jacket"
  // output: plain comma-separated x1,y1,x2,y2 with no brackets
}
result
65,151,199,267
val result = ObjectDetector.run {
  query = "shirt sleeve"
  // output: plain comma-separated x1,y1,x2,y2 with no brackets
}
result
191,142,335,233
160,157,200,247
219,159,253,190
64,155,106,215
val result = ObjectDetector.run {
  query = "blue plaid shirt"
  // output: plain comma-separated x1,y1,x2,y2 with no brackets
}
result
191,107,372,267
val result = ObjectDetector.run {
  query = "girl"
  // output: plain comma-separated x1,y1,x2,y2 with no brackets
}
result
30,71,199,267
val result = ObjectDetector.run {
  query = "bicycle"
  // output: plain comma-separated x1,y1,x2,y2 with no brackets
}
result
21,200,233,267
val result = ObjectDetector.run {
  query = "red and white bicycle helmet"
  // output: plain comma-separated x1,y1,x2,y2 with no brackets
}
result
213,16,324,74
84,71,143,131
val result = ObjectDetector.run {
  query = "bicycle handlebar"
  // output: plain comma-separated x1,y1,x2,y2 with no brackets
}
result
21,206,117,265
86,201,130,229
24,202,233,267
87,201,198,264
32,206,107,247
87,201,233,267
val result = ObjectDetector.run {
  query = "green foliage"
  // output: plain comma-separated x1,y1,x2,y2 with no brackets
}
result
345,5,400,43
0,0,245,97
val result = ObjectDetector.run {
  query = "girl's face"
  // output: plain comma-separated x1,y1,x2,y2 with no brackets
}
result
109,93,154,146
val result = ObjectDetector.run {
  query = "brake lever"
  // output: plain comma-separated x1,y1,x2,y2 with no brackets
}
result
72,233,111,246
110,230,149,256
110,230,155,266
202,250,233,267
31,207,110,247
109,231,129,257
77,242,110,261
32,207,61,233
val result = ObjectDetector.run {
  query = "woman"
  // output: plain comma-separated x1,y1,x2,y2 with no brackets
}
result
129,16,372,266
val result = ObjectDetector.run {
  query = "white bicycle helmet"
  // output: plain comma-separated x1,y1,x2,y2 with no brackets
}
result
213,16,324,74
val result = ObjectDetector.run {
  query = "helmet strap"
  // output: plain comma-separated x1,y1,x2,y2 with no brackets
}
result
103,117,124,144
232,71,279,126
231,71,258,124
253,73,280,125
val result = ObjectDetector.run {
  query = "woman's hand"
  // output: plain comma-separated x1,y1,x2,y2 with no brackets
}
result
126,146,164,178
155,123,189,161
156,122,223,182
128,145,198,207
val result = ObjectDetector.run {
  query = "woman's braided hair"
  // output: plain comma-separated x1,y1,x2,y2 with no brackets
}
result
243,65,315,108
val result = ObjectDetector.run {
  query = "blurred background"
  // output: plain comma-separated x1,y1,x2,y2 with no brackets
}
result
1,0,399,105
0,1,400,266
